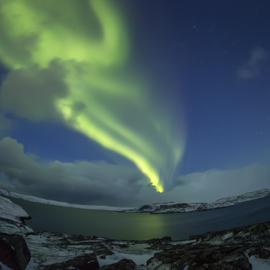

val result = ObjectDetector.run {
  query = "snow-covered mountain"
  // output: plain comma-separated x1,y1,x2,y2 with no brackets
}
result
132,188,270,213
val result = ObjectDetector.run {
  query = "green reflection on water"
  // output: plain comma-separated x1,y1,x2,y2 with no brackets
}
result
12,198,169,240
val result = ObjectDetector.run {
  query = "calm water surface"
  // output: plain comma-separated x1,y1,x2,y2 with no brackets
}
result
12,196,270,240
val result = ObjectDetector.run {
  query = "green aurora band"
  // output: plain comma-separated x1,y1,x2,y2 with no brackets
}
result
0,0,185,192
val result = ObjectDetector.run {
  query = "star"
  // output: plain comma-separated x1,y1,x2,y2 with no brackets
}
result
192,25,199,31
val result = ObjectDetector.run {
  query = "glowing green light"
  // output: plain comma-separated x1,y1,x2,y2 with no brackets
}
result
0,0,185,192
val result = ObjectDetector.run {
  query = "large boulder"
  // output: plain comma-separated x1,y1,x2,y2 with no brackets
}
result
43,253,99,270
0,233,31,270
101,259,136,270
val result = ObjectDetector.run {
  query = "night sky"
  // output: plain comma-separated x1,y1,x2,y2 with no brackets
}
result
0,0,269,206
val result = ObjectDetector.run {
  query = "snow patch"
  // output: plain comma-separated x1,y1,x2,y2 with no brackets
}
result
98,251,154,267
0,194,29,223
249,256,270,270
170,240,196,245
98,243,156,267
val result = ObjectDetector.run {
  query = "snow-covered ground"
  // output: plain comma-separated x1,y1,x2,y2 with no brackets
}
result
25,232,95,267
0,194,32,235
98,243,156,267
0,194,29,223
249,256,270,270
24,230,158,269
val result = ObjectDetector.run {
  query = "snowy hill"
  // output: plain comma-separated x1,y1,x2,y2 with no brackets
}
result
132,188,270,213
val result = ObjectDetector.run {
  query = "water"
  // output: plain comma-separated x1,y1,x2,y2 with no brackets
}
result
12,196,270,240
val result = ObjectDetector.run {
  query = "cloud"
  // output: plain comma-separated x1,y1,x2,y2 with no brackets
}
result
0,0,185,192
0,62,67,121
0,114,12,137
171,165,270,202
237,47,269,80
0,137,269,206
0,137,147,206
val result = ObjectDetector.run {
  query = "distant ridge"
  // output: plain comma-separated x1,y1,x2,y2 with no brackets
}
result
0,189,131,211
0,188,269,213
130,188,270,213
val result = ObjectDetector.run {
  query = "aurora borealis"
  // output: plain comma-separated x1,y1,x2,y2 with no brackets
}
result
0,0,184,192
0,0,270,206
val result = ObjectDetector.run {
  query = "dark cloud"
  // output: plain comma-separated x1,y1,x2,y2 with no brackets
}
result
0,137,270,206
0,137,146,206
0,62,67,121
237,47,269,80
0,114,12,137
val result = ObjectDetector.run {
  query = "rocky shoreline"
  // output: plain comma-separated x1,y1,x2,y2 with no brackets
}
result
0,196,270,269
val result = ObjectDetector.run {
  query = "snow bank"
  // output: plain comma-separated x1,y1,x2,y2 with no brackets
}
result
249,256,270,270
98,243,156,267
0,195,29,223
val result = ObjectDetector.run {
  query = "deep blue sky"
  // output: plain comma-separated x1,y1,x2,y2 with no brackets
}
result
2,0,270,175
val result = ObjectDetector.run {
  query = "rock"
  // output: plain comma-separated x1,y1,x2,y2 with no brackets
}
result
93,244,113,256
1,211,270,270
101,259,136,270
248,246,270,259
147,236,172,250
0,233,31,270
147,244,252,270
43,253,99,270
138,205,153,211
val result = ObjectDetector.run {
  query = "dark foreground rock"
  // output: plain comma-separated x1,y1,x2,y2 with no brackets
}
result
43,253,99,270
147,244,252,270
146,222,270,269
0,233,31,270
1,217,270,269
101,259,136,270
